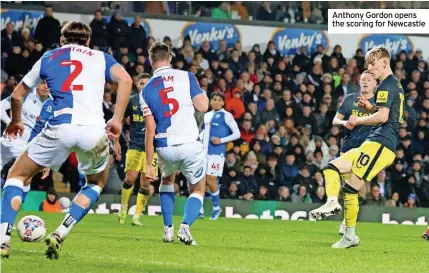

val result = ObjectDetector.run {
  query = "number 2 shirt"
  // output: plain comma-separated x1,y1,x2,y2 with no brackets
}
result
140,66,204,148
21,44,118,128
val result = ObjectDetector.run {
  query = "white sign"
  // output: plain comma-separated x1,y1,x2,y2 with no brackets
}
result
328,9,429,34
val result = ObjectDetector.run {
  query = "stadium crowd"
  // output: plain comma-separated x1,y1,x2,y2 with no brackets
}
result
1,6,429,208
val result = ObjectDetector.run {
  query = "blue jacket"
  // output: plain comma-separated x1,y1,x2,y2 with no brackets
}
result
279,163,298,188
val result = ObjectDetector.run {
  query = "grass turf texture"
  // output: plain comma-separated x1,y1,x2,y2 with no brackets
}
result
2,212,428,273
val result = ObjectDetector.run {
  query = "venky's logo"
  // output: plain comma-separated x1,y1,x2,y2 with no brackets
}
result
271,28,329,56
359,34,414,55
182,22,241,50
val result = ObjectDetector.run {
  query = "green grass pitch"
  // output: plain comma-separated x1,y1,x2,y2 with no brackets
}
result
2,212,428,273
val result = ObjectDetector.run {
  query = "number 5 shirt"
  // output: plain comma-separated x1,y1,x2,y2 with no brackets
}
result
140,66,204,148
21,44,118,128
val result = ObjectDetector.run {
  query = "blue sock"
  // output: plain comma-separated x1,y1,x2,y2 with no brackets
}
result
56,184,101,238
182,193,203,226
1,179,24,243
159,184,175,227
211,189,220,210
70,184,100,222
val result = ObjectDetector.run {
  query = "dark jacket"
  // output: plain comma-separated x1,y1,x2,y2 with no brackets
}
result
6,52,26,77
35,16,61,49
129,23,147,52
90,18,109,47
256,7,276,21
108,16,131,49
237,175,258,196
1,29,23,55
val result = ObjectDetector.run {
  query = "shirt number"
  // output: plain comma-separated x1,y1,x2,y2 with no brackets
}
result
159,86,179,117
60,60,83,92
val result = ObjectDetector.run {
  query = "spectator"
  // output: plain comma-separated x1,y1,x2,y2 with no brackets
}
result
279,152,298,189
311,102,330,136
293,46,310,72
263,41,281,63
107,7,131,51
364,185,386,206
256,1,276,21
255,184,271,200
103,91,114,122
1,22,22,56
385,192,403,207
34,6,61,49
291,185,312,203
6,46,25,78
404,193,417,208
312,186,327,203
221,182,239,199
89,10,109,50
331,45,347,67
129,16,147,54
238,165,258,197
225,89,245,119
230,1,249,20
278,186,291,201
212,2,231,19
372,170,391,198
39,188,62,213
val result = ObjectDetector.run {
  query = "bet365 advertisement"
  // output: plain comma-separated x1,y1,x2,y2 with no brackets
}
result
22,192,428,226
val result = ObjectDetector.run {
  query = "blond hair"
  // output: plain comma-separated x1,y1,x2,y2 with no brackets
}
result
365,46,391,63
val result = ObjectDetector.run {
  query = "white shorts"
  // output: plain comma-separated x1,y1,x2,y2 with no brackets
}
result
27,124,109,175
0,137,26,169
206,154,225,177
156,141,206,185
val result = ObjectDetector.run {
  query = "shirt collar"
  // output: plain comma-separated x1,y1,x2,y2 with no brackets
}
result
153,66,171,75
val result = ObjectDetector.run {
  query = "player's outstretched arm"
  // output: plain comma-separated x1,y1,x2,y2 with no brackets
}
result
332,112,347,127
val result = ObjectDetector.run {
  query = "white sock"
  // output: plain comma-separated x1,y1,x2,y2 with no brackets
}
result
345,227,355,237
342,219,346,225
327,197,338,203
1,223,13,245
55,213,77,239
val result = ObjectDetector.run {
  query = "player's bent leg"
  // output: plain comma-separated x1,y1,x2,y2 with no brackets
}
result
46,166,109,260
132,174,151,226
119,170,138,225
206,175,221,220
1,152,43,258
309,164,344,220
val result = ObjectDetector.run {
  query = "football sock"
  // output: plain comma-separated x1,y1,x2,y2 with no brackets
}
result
1,178,24,245
22,184,31,204
323,165,341,201
182,193,203,227
120,181,134,212
159,184,175,227
56,184,101,239
343,184,359,238
211,189,220,211
134,188,149,219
